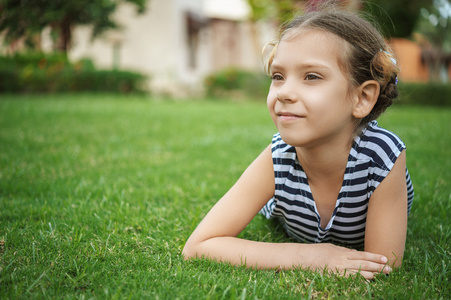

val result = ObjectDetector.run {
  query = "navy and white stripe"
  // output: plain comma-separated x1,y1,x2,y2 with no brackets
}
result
260,120,414,247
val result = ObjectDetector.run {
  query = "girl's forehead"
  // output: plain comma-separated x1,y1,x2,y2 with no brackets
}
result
276,29,343,57
281,28,343,47
275,28,349,63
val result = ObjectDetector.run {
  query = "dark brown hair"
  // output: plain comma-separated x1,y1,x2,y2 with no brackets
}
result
265,8,399,129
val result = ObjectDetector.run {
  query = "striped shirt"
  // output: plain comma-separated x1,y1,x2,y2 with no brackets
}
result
260,121,414,247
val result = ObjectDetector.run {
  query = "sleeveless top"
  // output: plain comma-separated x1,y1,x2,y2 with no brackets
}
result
260,121,414,247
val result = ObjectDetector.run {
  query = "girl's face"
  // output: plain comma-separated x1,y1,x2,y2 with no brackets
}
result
267,29,358,150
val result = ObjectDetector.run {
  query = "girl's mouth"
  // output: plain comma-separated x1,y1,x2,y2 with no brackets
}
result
277,112,304,121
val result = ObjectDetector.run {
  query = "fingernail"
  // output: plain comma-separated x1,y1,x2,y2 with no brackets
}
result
381,256,388,263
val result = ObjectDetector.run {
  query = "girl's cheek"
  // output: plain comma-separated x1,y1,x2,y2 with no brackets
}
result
267,87,277,102
266,92,273,106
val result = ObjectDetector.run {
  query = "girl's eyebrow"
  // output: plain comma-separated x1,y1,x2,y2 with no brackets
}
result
271,61,331,72
269,62,283,72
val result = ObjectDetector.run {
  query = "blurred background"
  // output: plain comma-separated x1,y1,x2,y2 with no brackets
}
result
0,0,450,98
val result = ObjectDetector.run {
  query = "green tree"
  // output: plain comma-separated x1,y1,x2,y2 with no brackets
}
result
0,0,147,53
363,0,431,38
247,0,305,25
247,0,363,25
415,0,451,82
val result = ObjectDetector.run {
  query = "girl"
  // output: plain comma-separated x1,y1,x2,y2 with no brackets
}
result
183,8,414,281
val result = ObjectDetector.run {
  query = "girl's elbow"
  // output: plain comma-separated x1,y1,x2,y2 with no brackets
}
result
182,244,194,260
182,239,199,260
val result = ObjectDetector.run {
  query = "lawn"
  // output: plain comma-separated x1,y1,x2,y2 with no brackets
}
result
0,94,450,299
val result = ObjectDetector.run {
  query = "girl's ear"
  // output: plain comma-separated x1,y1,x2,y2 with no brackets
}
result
352,80,380,119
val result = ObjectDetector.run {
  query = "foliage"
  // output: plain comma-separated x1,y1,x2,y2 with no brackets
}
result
0,0,147,52
416,0,451,51
247,0,436,38
204,67,270,100
247,0,355,25
247,0,303,24
413,0,451,82
397,82,451,106
247,0,426,28
363,0,431,38
0,53,147,93
0,95,449,298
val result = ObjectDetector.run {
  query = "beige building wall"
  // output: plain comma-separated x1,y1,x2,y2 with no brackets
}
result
70,0,208,96
68,0,267,96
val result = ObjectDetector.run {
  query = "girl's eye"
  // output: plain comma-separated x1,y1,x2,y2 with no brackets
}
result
305,74,320,80
271,74,284,81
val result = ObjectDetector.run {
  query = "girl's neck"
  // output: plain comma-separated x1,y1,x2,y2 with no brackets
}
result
295,136,354,184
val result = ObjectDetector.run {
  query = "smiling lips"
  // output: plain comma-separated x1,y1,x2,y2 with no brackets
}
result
276,112,304,121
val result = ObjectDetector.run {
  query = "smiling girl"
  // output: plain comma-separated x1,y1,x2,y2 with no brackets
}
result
183,6,414,280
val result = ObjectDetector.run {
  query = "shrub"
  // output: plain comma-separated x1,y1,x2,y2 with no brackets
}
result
0,53,147,94
396,82,451,106
204,67,270,100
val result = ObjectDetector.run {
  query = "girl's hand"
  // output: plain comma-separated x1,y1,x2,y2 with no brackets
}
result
308,243,391,280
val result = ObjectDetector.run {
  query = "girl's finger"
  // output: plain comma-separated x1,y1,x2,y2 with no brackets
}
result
349,251,388,264
350,261,392,275
358,270,376,281
336,268,375,281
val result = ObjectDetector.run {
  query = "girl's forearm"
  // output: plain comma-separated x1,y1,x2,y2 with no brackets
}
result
184,236,314,270
183,237,393,280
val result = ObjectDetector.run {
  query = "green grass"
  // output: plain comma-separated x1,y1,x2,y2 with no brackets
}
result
0,94,449,299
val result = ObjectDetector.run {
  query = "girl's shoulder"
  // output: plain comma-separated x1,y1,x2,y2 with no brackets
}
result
352,121,406,171
360,121,405,148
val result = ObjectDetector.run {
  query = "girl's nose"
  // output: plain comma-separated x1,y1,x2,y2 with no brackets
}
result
276,80,297,103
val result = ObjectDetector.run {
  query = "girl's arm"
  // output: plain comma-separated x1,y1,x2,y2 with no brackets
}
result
183,146,392,280
364,150,408,268
183,145,276,264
